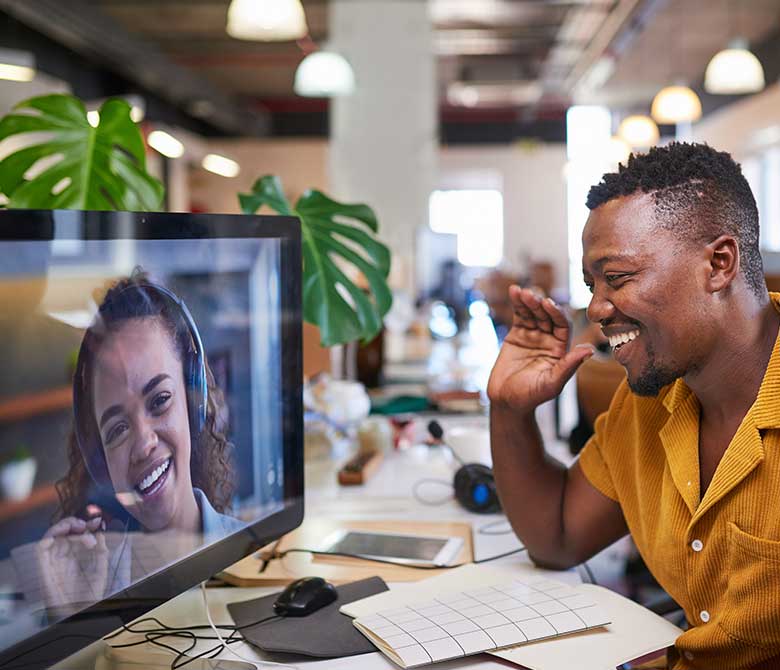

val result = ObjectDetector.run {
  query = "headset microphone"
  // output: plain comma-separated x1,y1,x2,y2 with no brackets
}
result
426,420,502,514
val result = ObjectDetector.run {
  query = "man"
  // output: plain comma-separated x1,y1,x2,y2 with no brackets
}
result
488,142,780,669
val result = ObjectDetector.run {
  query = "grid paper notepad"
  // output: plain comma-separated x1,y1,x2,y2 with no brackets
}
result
353,576,610,668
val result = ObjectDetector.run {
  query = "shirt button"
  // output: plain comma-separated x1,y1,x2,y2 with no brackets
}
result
684,650,695,660
691,539,703,552
700,610,710,623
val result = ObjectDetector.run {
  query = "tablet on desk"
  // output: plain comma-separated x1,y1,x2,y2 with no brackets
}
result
319,529,463,567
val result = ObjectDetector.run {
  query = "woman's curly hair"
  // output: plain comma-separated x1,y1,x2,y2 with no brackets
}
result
55,270,236,523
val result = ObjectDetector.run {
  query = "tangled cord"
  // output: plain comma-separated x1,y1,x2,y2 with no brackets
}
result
104,587,296,670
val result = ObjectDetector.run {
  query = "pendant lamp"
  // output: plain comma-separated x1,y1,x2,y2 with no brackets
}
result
618,115,659,148
294,50,355,97
651,85,702,124
226,0,308,41
704,39,765,94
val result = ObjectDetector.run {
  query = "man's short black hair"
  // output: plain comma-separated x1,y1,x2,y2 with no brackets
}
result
586,142,764,297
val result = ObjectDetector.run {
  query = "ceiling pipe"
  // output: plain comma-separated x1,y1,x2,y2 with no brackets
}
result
564,0,660,93
0,0,270,136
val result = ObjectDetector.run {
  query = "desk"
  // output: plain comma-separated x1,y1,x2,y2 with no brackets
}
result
54,410,583,670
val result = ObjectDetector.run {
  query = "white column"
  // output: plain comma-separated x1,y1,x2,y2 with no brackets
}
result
328,0,437,294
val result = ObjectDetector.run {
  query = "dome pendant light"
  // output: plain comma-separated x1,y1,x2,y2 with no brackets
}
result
618,115,659,149
704,38,765,94
294,50,355,97
226,0,308,41
651,85,702,124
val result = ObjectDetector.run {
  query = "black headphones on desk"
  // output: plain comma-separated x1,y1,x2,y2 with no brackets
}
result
427,421,502,514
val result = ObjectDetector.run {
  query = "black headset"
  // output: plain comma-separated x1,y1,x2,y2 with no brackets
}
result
427,421,501,514
73,281,208,489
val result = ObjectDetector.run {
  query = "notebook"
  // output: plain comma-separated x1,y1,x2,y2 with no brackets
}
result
343,563,682,670
351,574,610,668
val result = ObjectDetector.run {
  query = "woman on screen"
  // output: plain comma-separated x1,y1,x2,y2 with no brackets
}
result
52,271,243,541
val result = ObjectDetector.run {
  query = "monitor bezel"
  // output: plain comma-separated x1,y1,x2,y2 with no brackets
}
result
0,209,304,669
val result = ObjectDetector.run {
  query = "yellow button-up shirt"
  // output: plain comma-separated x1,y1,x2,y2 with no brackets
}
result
579,295,780,670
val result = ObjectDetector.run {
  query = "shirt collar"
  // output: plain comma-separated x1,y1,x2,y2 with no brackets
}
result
661,292,780,427
747,291,780,429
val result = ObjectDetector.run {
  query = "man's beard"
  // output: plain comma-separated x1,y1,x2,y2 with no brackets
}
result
627,340,685,397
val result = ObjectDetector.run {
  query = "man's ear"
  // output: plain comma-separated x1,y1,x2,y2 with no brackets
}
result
705,234,739,292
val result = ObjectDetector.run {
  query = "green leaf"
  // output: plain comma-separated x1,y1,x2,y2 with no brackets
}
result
240,175,393,347
0,94,163,210
239,175,294,216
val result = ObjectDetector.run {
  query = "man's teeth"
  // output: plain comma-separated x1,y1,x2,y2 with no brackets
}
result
138,459,170,492
609,330,640,349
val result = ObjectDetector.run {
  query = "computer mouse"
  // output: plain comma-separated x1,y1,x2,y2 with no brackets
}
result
273,576,338,617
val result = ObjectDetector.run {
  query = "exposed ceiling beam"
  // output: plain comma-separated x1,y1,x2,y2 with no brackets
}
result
0,0,269,135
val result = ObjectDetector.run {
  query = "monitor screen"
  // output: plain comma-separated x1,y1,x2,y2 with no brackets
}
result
0,210,303,669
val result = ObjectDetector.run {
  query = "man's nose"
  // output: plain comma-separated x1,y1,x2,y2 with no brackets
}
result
586,287,615,324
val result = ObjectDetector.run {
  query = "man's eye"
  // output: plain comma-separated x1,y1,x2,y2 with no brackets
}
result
605,273,628,284
151,392,172,412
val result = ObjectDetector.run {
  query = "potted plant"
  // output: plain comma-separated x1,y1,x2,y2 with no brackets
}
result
0,445,37,501
0,93,392,347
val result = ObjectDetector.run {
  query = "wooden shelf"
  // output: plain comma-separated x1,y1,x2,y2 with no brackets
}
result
0,483,58,524
0,386,72,423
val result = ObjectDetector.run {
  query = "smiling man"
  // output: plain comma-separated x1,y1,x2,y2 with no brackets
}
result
488,142,780,669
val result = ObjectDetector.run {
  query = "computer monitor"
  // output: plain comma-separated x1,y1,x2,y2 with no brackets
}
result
0,210,303,669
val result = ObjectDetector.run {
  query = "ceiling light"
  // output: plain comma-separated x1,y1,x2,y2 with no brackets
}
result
0,48,35,82
147,130,184,158
704,39,765,95
87,110,100,128
608,136,632,165
130,105,144,123
447,83,479,107
226,0,308,41
202,153,241,178
651,85,702,124
618,115,659,148
294,51,355,97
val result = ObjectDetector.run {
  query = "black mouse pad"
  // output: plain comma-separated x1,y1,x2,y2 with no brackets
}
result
227,576,388,658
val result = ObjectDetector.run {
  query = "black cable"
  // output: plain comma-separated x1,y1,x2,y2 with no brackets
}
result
105,612,280,640
105,613,280,670
411,478,454,506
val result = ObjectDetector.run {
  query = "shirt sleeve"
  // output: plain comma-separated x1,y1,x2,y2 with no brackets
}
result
579,412,619,502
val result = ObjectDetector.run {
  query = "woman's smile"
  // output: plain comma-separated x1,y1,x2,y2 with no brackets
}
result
135,456,172,498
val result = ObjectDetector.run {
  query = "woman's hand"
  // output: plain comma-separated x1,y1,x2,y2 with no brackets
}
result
37,516,109,610
488,286,595,413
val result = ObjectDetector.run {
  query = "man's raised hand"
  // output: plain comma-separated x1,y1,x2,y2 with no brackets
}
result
487,286,594,412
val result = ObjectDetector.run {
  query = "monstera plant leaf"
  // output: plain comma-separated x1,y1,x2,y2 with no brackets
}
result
240,175,392,347
0,94,163,210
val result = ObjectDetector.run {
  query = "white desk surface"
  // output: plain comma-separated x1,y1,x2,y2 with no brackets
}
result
55,408,584,670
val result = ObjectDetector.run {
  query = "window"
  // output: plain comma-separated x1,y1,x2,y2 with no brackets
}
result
565,106,612,308
429,189,503,267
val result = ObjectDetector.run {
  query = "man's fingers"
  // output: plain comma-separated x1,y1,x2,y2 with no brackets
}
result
554,344,595,385
519,289,554,334
539,296,568,328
